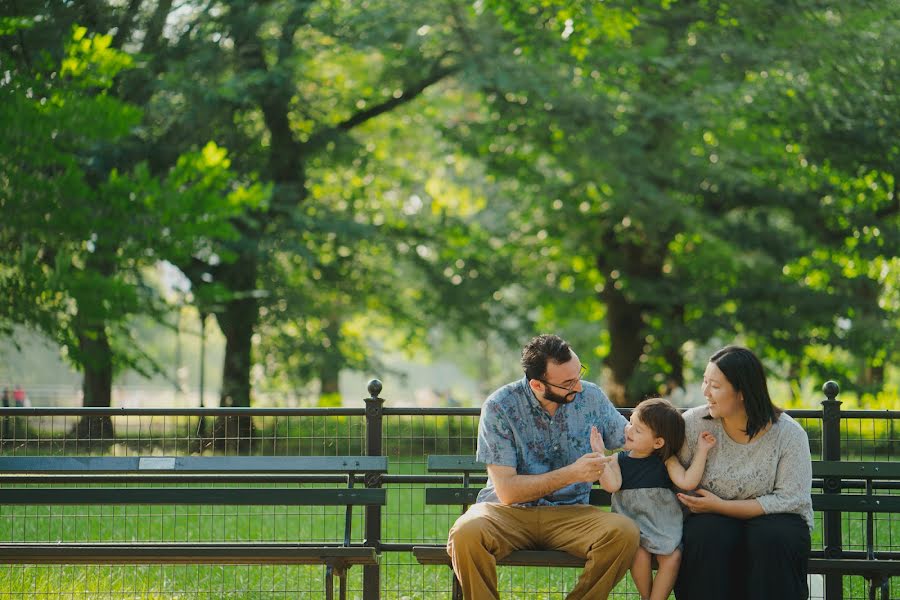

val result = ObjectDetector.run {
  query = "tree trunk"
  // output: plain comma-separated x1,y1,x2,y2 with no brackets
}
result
211,252,259,452
73,325,115,444
317,317,343,406
599,283,649,406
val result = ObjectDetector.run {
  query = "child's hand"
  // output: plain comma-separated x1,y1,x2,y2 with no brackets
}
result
697,431,716,451
590,425,606,454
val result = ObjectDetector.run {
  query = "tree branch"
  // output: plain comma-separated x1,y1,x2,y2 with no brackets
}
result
304,60,460,152
111,0,143,49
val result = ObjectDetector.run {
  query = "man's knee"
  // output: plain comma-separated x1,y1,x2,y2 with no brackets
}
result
612,513,640,549
591,512,639,554
448,512,490,554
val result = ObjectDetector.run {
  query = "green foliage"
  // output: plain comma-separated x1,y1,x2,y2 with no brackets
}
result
2,1,897,408
0,20,261,386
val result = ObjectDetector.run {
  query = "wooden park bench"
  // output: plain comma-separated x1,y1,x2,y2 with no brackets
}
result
0,455,388,600
413,455,900,600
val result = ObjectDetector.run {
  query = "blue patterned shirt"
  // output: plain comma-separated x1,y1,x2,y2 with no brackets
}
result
475,377,627,506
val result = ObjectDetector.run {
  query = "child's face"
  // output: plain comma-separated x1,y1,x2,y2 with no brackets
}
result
623,412,665,457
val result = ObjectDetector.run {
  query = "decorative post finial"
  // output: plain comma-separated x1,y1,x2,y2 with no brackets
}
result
367,379,383,399
822,380,840,401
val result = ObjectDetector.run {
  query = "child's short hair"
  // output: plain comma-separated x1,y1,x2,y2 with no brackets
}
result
633,398,685,461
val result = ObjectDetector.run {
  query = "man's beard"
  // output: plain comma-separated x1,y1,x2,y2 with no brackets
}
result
544,388,576,405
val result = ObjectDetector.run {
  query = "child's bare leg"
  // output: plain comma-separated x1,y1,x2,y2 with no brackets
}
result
649,548,681,600
630,546,652,600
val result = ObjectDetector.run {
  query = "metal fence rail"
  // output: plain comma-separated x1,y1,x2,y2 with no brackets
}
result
0,381,898,599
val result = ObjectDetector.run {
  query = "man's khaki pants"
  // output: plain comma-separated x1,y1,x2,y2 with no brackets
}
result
447,503,639,599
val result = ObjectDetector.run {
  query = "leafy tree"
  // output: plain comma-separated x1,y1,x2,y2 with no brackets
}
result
448,0,898,403
0,17,260,436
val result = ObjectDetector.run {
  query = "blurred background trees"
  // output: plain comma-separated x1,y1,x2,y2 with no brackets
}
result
1,1,897,411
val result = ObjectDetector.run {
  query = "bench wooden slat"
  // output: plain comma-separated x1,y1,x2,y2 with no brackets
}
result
427,455,484,472
424,488,611,506
0,487,387,506
0,543,379,565
812,493,900,513
413,546,584,567
0,456,388,474
809,558,900,577
811,461,900,479
425,488,480,505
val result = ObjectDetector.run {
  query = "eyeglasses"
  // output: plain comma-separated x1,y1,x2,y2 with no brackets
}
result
535,364,588,393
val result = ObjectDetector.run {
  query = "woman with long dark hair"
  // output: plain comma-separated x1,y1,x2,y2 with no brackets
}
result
674,345,812,600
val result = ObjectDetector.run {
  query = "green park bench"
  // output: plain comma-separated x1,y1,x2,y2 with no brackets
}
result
413,455,900,600
0,455,388,600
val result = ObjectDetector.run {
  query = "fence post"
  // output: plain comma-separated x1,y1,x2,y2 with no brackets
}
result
821,380,842,600
363,379,385,600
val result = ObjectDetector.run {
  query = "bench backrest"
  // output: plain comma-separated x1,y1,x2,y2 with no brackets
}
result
0,455,387,474
425,455,900,513
811,461,900,513
0,455,388,546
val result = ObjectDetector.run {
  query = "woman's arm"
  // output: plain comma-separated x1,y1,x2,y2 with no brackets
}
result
677,489,765,518
754,423,813,515
666,431,716,490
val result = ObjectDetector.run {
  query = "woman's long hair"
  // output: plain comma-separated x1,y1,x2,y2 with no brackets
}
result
708,345,782,439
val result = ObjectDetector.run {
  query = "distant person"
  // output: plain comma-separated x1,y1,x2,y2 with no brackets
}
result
594,397,716,600
1,387,9,407
13,385,27,407
674,345,812,600
447,334,638,599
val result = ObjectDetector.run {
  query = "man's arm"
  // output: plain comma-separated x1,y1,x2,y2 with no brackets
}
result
487,453,608,505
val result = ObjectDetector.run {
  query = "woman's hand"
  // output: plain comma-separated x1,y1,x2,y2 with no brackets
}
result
677,488,723,513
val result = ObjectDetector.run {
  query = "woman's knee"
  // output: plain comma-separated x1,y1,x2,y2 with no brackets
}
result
683,514,742,550
746,514,810,554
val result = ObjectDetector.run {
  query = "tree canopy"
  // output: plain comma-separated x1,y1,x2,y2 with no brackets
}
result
1,1,896,411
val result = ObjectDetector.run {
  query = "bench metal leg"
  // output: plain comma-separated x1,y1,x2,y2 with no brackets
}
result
876,575,890,600
338,566,348,600
866,574,892,600
325,564,335,600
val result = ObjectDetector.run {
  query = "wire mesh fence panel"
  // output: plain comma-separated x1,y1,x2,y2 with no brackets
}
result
1,403,898,599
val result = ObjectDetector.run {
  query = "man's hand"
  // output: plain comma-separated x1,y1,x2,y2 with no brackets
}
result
697,431,716,451
590,425,606,454
571,452,610,483
677,488,722,513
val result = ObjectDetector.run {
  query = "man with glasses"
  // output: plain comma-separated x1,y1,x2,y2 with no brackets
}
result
447,334,638,599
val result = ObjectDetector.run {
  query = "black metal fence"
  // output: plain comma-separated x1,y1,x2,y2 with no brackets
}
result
0,381,897,599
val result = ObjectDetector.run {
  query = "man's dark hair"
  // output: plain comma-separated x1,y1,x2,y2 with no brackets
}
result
634,398,684,461
521,334,573,381
707,345,782,439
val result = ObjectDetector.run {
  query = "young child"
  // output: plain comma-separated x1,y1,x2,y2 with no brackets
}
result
590,397,716,600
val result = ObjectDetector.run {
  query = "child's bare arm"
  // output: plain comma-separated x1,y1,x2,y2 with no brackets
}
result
597,455,622,493
666,431,716,490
